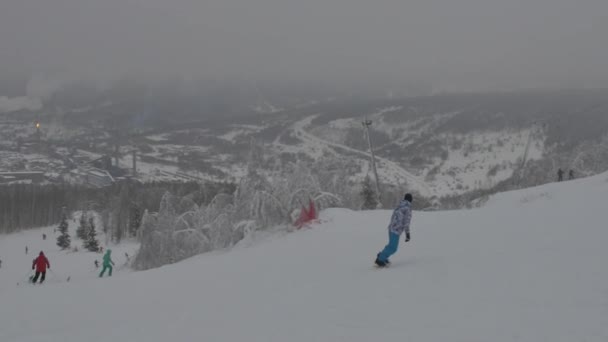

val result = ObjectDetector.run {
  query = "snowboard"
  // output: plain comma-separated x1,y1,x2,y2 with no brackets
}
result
373,260,390,268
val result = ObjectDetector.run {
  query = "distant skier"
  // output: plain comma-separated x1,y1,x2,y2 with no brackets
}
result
568,169,575,180
375,193,413,267
25,246,28,255
42,233,46,240
94,260,99,269
557,168,564,182
31,251,50,284
99,249,115,277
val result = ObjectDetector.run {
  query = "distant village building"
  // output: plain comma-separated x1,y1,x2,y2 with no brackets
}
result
0,171,45,184
66,167,115,188
89,155,113,171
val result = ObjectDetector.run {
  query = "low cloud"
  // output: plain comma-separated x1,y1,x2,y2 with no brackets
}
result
0,96,42,113
1,0,608,92
0,96,42,114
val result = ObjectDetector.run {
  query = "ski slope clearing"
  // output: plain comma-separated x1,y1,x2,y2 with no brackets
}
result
2,173,608,341
292,115,432,197
0,216,138,294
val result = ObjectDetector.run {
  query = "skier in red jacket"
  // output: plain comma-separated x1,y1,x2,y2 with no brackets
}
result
32,251,50,284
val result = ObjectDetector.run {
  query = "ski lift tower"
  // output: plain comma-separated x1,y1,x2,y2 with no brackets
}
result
362,118,382,207
517,120,545,185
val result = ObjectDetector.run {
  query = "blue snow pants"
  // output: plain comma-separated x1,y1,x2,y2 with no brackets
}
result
378,231,400,262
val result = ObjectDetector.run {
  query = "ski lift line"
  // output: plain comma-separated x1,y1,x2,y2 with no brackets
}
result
292,116,432,197
517,120,547,180
362,117,382,206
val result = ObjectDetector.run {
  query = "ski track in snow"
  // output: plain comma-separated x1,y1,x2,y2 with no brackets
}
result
292,115,433,197
1,173,608,341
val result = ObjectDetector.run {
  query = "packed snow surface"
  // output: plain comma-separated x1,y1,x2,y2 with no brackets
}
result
0,217,137,294
1,173,608,341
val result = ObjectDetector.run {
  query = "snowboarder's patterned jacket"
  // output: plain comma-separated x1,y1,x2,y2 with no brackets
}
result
388,200,412,236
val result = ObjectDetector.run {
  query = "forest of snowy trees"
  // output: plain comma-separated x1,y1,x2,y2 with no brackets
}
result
0,181,234,238
133,163,344,270
0,184,83,234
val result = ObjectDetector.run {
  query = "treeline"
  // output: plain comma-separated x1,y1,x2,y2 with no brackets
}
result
0,184,74,234
0,181,235,237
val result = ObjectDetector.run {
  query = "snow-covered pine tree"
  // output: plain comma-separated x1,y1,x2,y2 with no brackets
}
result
76,212,88,240
133,209,161,270
360,175,379,210
56,210,71,249
84,217,100,252
129,205,142,237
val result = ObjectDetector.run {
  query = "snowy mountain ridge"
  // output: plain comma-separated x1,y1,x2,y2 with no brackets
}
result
2,89,608,205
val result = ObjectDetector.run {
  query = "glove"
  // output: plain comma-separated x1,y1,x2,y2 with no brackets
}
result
405,232,410,242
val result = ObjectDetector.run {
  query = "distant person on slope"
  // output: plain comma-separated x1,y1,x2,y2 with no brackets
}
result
557,168,564,182
99,249,115,277
375,193,413,267
569,169,575,180
31,251,50,284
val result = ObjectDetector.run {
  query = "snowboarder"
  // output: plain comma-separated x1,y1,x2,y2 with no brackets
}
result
42,233,46,240
31,251,50,284
568,169,575,180
557,168,564,182
99,249,115,277
94,260,99,268
375,193,413,267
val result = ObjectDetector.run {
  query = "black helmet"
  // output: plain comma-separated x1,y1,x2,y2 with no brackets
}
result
404,193,413,202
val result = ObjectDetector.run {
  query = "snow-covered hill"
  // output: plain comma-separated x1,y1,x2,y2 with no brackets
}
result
1,172,608,341
0,215,138,292
303,109,545,196
3,90,608,203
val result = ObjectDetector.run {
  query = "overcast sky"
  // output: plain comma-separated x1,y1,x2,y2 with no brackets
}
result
1,0,608,95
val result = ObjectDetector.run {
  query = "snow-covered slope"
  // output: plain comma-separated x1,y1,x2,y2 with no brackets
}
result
0,215,138,292
308,110,547,196
2,173,608,341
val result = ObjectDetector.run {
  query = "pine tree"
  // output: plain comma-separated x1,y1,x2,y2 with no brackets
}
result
129,205,142,237
84,217,100,252
76,212,88,240
56,210,71,250
360,175,379,210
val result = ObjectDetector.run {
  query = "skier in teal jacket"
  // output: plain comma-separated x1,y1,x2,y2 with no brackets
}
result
99,249,115,277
